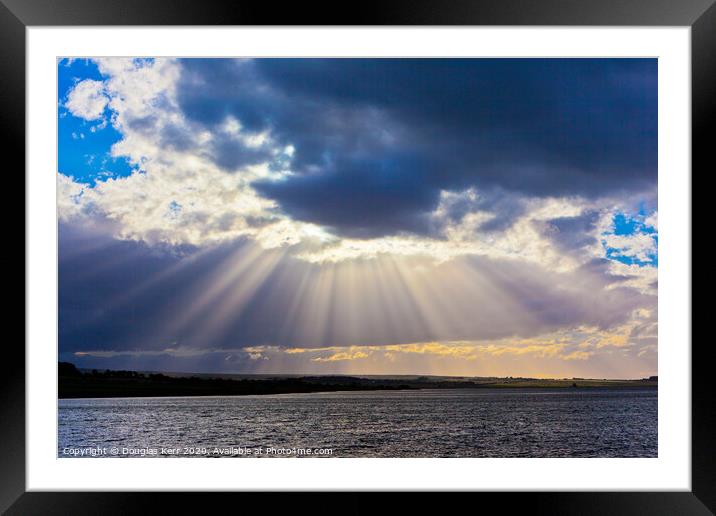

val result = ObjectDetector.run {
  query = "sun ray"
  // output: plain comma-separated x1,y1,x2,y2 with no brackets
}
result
187,244,291,347
151,242,267,344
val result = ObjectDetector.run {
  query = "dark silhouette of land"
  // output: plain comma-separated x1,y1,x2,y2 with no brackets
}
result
58,362,657,399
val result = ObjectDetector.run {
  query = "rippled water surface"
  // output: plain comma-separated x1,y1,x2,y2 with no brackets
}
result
59,388,657,457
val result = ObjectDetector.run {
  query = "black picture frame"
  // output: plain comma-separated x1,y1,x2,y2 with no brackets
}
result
3,0,710,513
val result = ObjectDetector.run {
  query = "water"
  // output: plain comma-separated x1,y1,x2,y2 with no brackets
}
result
58,388,657,458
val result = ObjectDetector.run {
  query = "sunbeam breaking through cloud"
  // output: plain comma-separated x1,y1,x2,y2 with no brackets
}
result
58,57,657,378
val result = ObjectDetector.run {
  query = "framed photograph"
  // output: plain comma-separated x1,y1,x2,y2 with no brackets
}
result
6,0,711,512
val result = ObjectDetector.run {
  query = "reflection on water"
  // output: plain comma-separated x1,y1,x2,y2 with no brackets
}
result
58,388,657,458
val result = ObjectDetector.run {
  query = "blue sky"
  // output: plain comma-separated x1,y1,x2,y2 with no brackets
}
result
604,212,658,266
57,58,658,377
58,59,134,184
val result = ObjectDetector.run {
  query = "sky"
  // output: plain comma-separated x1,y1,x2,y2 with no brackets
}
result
57,58,658,378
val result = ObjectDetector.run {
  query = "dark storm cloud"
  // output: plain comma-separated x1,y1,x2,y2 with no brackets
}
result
257,156,438,238
175,58,656,237
545,211,602,252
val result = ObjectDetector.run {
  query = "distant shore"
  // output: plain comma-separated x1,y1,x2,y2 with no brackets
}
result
58,362,657,399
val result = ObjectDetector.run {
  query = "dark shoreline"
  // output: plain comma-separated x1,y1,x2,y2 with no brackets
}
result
58,362,657,399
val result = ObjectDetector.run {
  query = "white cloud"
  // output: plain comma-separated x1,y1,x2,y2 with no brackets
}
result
644,211,658,230
606,261,658,294
602,232,657,262
65,79,108,121
57,174,90,221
